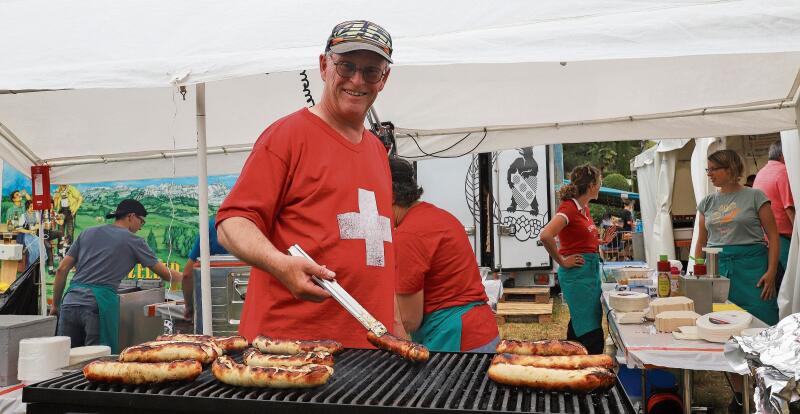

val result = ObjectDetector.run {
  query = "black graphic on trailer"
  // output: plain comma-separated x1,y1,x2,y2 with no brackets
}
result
506,147,539,216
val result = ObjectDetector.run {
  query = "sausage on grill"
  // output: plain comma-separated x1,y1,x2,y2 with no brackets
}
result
212,356,333,388
83,360,202,384
243,348,334,367
491,353,614,370
155,334,249,354
252,335,343,355
366,332,429,363
119,342,217,364
495,339,588,356
142,340,224,358
487,363,615,392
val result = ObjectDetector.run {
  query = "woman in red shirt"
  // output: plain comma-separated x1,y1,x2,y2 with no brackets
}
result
391,158,500,352
540,164,615,354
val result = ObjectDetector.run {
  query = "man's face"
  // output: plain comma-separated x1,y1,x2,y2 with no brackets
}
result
319,50,390,121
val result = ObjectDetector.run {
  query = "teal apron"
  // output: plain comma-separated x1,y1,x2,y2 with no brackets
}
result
558,253,602,337
411,301,484,352
719,244,779,325
63,283,120,353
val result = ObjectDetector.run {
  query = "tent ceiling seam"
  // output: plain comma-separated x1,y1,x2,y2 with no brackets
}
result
0,121,41,164
42,144,254,167
397,98,795,137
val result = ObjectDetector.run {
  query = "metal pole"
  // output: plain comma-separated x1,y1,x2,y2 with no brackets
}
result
682,369,692,414
38,213,47,316
196,83,213,335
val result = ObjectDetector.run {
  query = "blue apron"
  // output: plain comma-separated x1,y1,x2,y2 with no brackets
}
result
719,244,779,325
558,253,602,337
411,301,484,352
63,283,120,353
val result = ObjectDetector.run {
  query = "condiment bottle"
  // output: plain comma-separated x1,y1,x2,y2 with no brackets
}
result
669,267,681,296
694,258,707,278
657,254,671,297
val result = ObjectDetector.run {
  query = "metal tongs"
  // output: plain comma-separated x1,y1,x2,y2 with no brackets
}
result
288,244,388,337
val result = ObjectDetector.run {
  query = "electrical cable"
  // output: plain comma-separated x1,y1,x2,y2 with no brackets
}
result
402,129,488,159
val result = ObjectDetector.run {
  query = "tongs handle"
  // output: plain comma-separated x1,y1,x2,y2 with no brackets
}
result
287,244,387,337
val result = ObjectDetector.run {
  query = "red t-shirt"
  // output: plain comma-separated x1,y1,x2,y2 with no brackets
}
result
394,202,497,350
753,160,795,236
556,199,600,256
216,108,395,348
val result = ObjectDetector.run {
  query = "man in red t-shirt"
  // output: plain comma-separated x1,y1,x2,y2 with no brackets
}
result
215,20,397,348
753,140,795,289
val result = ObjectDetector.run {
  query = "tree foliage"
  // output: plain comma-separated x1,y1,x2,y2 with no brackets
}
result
602,173,630,191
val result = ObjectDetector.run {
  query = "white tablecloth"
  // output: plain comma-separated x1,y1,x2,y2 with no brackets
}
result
603,292,768,372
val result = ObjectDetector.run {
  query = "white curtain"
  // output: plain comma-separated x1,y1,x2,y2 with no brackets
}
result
632,139,689,267
778,129,799,319
688,137,724,270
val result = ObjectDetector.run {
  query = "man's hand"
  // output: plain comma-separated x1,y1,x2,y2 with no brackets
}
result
559,254,585,269
270,255,335,302
757,271,777,300
49,305,58,316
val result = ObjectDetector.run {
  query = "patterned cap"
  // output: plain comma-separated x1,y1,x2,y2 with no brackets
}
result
326,20,393,63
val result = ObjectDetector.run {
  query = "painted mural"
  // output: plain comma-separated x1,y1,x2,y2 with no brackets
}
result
2,161,235,285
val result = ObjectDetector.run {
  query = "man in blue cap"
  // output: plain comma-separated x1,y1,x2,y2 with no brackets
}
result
50,199,182,352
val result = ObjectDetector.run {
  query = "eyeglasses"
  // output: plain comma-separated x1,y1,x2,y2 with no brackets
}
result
136,215,146,225
705,167,726,174
331,58,387,84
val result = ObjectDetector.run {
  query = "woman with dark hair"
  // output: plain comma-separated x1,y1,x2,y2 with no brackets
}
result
695,149,779,325
539,164,616,354
390,157,499,352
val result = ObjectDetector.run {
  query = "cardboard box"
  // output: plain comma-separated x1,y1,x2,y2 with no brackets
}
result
0,315,57,386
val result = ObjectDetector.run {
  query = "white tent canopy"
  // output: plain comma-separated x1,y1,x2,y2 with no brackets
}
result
2,0,800,183
2,0,800,328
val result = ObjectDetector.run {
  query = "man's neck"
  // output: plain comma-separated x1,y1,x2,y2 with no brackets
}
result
309,105,365,144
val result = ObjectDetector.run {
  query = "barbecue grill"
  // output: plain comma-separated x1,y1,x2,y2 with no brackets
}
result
24,349,634,414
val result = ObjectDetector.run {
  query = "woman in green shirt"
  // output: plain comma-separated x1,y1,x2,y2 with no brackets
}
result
694,149,780,325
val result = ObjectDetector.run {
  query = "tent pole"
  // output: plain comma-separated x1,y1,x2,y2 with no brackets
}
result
196,83,213,335
38,213,47,316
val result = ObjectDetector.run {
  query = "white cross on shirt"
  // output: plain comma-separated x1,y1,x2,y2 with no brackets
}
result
337,188,392,267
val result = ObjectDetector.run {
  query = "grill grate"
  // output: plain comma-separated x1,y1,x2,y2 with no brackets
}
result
24,349,634,414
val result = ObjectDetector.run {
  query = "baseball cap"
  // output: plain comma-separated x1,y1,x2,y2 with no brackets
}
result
326,20,393,63
106,199,148,219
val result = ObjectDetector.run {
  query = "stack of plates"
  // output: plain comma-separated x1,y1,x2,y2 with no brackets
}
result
69,346,111,365
696,310,752,343
609,291,650,312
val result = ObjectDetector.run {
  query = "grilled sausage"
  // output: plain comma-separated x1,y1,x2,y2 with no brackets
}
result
142,340,224,358
213,336,249,353
366,332,429,363
495,339,588,356
491,353,614,370
487,363,615,392
212,355,333,388
83,360,202,384
252,335,343,355
119,342,217,364
243,348,334,367
155,334,249,354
